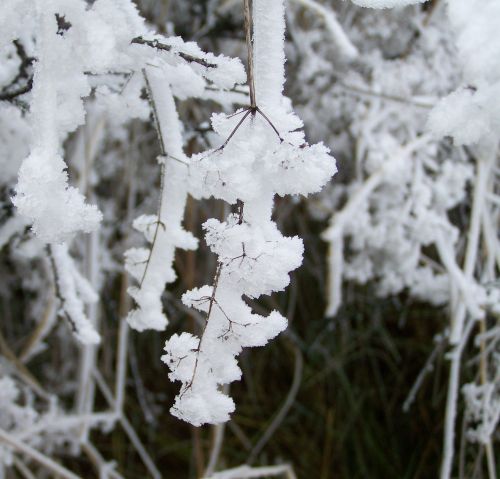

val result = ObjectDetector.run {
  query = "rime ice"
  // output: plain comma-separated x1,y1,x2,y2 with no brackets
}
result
162,0,336,425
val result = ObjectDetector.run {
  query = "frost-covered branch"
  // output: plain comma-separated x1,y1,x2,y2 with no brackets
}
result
204,464,297,479
48,244,100,345
125,40,245,332
13,1,103,243
124,70,195,331
162,0,335,426
292,0,358,59
0,429,81,479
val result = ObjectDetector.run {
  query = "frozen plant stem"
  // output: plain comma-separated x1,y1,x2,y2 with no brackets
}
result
47,245,100,344
77,122,105,442
291,0,358,59
479,316,497,479
163,0,335,426
0,429,81,479
14,0,102,243
440,143,496,479
76,228,100,443
203,464,297,479
324,134,432,316
244,0,256,108
125,68,196,332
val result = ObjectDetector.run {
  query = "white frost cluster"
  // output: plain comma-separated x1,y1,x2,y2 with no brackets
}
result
10,0,159,243
313,9,468,316
428,0,500,147
15,149,102,244
308,2,500,475
162,0,336,425
11,0,104,243
427,1,500,463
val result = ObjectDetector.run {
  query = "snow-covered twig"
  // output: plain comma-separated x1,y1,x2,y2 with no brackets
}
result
125,68,195,332
125,42,245,332
204,464,297,479
13,0,102,243
291,0,358,59
323,134,432,316
48,244,100,345
162,0,335,426
0,428,81,479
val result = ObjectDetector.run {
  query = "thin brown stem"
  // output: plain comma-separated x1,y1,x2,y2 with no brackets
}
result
138,163,166,289
142,69,166,156
19,292,54,362
135,70,170,290
256,107,284,142
181,263,223,395
196,104,286,165
478,318,497,478
217,108,252,151
244,0,256,108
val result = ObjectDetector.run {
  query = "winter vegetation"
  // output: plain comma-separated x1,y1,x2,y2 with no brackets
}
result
0,0,498,478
